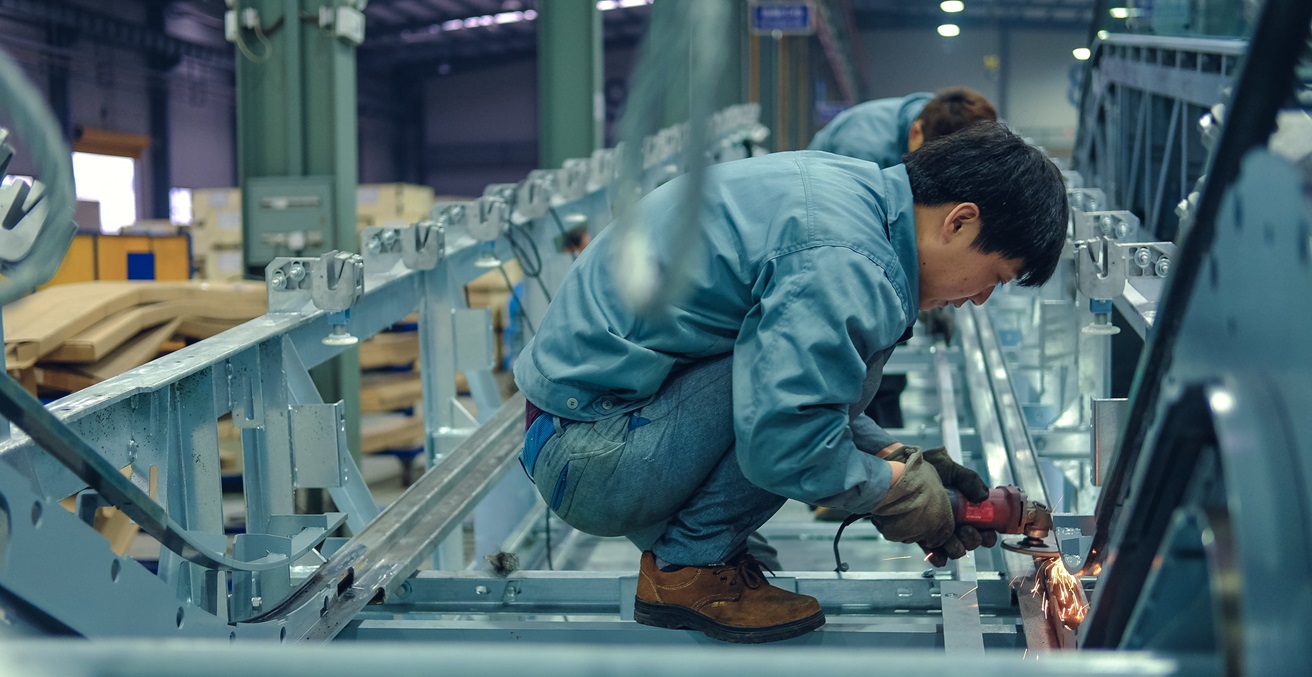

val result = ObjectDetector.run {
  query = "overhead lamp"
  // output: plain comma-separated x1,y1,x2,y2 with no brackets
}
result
1072,47,1091,60
1108,7,1130,19
1097,30,1110,39
940,1,964,13
937,23,961,37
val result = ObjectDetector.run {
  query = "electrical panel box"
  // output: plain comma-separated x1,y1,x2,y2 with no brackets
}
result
243,176,334,277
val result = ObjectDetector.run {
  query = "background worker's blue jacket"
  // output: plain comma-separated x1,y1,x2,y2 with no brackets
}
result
808,92,932,167
514,152,920,513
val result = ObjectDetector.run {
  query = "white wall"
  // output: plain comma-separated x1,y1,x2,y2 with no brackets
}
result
857,25,1086,154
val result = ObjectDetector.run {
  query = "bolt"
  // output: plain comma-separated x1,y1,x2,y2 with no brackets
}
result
251,596,262,609
288,262,306,282
381,229,398,247
475,585,490,595
1099,215,1115,236
1134,248,1152,268
270,270,287,290
1155,257,1171,277
1114,220,1131,239
366,235,382,254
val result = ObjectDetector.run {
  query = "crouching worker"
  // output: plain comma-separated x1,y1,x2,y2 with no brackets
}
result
512,122,1069,643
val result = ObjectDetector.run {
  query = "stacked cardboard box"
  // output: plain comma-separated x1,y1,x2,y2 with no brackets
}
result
356,183,436,229
187,184,440,281
190,188,244,282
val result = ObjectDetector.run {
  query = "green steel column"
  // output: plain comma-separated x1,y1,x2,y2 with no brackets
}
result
724,1,749,110
234,0,361,456
537,0,602,168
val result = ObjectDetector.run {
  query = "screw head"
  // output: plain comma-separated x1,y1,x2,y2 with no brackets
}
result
381,229,398,247
1155,257,1171,277
251,596,263,608
1134,248,1152,268
270,270,287,290
366,235,382,254
475,586,490,595
288,262,306,282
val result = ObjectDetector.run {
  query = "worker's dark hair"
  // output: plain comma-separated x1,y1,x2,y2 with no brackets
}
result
916,87,998,143
904,121,1069,287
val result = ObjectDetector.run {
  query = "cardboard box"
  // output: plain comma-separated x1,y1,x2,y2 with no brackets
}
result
200,244,244,282
357,183,435,228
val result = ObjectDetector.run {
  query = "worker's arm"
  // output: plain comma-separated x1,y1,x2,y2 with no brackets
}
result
732,245,912,514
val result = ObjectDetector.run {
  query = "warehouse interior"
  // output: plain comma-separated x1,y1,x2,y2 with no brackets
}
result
0,0,1309,673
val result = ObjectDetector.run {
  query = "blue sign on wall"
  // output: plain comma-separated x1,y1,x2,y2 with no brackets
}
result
750,2,814,35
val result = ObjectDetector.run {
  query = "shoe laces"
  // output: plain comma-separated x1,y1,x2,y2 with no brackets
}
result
712,552,775,589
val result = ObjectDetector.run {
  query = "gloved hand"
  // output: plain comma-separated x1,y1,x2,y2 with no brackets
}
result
870,451,957,553
881,446,998,566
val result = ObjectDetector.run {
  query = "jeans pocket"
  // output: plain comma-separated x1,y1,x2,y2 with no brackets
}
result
549,462,569,511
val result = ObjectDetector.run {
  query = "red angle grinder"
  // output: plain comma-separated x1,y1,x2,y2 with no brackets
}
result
950,485,1059,558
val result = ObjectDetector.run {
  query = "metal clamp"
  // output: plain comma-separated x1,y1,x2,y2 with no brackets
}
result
1075,237,1129,299
313,251,364,346
468,194,509,242
588,148,616,192
1067,187,1109,213
555,159,590,204
514,172,552,222
400,220,445,271
1073,210,1141,241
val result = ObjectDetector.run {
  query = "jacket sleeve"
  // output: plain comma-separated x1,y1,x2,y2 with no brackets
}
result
732,246,909,513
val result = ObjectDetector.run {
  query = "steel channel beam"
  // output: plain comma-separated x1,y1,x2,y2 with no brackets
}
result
971,306,1052,507
374,571,1016,615
0,639,1217,676
955,307,1045,581
934,345,985,653
0,372,290,572
340,618,1024,647
248,393,525,642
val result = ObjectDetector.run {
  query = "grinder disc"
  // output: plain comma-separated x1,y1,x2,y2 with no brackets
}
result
1001,536,1060,558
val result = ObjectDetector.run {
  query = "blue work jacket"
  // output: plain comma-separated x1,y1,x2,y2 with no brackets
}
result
808,92,932,167
514,151,920,513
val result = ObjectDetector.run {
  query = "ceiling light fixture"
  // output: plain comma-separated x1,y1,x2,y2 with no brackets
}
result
937,23,961,37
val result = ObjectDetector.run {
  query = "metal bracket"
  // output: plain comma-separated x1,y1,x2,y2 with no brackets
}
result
555,159,589,205
468,195,509,242
514,172,552,223
1075,237,1130,299
1073,210,1141,241
311,251,364,313
587,148,616,192
400,220,445,271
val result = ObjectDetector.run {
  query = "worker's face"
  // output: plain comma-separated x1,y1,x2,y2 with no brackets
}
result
917,203,1023,310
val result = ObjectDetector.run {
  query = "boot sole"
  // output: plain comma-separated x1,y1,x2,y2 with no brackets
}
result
633,599,825,644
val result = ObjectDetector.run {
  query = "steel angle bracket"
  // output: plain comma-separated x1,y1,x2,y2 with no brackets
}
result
0,371,291,572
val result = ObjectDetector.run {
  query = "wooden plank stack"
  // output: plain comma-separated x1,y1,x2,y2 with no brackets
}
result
3,281,267,395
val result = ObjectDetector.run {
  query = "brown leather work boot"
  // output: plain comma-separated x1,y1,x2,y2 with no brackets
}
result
633,550,825,643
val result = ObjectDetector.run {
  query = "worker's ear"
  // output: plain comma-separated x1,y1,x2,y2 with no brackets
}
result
907,120,925,153
941,202,981,243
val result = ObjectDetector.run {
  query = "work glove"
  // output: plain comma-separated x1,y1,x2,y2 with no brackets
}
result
881,446,998,566
870,451,958,556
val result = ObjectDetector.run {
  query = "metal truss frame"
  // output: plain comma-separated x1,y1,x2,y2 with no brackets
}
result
0,102,769,641
1074,32,1245,241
